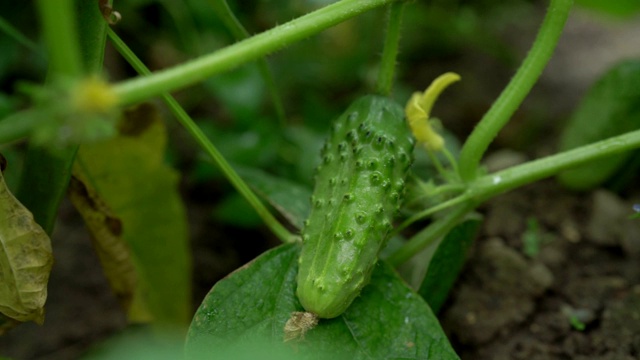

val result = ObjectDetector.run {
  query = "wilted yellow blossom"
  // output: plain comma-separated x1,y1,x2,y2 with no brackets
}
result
405,72,460,151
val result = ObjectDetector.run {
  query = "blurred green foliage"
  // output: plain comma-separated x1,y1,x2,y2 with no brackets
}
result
557,60,640,191
576,0,640,17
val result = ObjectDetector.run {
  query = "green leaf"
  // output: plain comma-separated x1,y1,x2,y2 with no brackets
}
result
204,65,265,124
191,122,279,182
235,166,311,229
576,0,640,18
186,243,459,360
212,193,263,228
558,60,640,190
0,168,53,325
281,125,325,186
72,103,191,325
418,219,481,314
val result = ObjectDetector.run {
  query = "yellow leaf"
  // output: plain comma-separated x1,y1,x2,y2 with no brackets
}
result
72,103,190,325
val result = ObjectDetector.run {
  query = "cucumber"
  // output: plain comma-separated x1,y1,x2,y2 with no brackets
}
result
296,95,414,319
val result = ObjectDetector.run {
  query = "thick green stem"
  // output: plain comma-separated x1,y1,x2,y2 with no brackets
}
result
467,128,640,202
457,0,573,181
113,0,399,105
17,0,102,233
35,0,83,77
376,2,405,96
393,128,640,256
209,0,287,126
107,29,296,244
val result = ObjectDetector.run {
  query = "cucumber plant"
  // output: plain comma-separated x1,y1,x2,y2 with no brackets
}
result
1,0,640,359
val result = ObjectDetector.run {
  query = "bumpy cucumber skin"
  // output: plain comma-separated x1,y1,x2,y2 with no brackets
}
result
297,95,414,319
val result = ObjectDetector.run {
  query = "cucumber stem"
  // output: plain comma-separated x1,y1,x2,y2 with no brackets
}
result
457,0,573,181
376,2,406,96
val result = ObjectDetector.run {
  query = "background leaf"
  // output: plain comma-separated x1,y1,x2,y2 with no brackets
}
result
67,177,138,315
575,0,640,18
0,168,52,325
235,166,311,229
72,103,190,325
557,59,640,190
186,243,459,360
418,219,482,313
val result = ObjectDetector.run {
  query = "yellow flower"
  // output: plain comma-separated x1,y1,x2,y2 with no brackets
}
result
405,72,460,151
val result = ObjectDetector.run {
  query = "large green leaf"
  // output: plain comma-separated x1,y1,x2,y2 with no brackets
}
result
418,219,482,313
235,166,311,229
0,167,52,326
558,60,640,190
186,243,459,360
72,103,190,325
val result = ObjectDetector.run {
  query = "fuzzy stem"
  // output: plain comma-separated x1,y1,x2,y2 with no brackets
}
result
376,2,406,96
107,29,297,244
17,0,100,233
457,0,573,181
36,0,83,77
113,0,399,105
467,128,640,202
393,128,640,262
209,0,287,126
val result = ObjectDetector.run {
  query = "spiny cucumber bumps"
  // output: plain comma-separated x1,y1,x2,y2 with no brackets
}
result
296,95,414,319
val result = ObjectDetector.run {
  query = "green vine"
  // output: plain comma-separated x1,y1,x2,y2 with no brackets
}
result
112,0,399,105
107,29,297,244
210,0,287,126
376,2,406,96
457,0,574,181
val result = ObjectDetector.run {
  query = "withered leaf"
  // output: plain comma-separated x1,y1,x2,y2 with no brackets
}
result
68,176,138,313
0,168,53,325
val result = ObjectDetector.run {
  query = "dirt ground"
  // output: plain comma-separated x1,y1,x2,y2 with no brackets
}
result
441,178,640,360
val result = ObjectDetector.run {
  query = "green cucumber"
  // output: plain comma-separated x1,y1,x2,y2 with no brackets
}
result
296,95,414,319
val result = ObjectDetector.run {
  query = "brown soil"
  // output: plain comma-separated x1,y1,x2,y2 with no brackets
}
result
441,180,640,360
